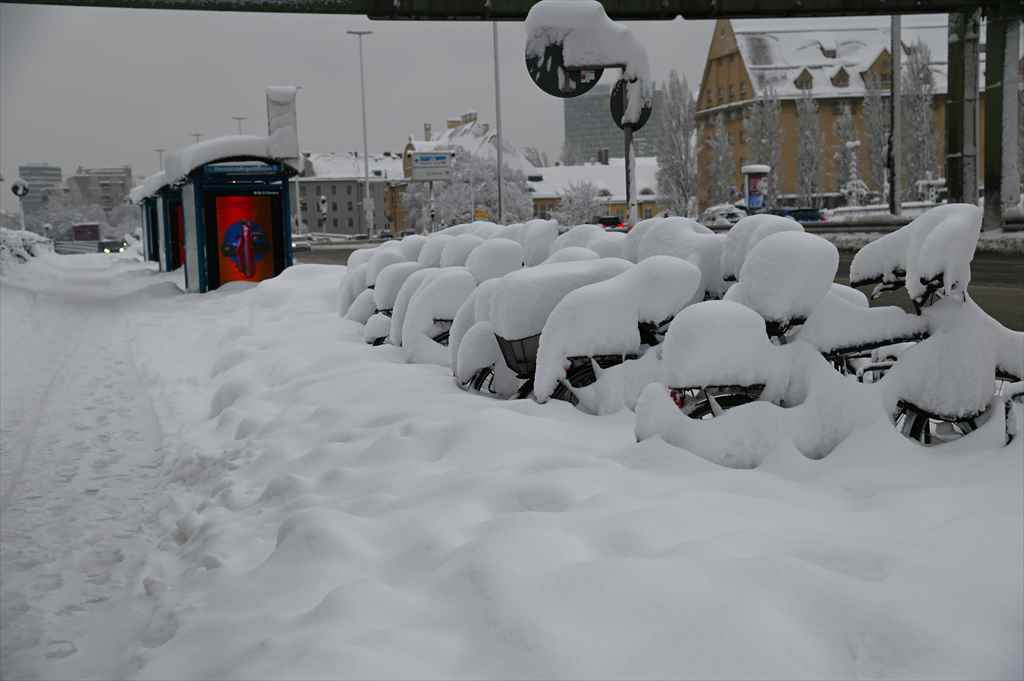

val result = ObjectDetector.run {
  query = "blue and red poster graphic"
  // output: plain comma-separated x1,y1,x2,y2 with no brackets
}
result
215,195,274,283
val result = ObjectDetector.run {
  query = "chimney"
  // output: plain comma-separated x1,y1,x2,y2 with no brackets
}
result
424,123,432,140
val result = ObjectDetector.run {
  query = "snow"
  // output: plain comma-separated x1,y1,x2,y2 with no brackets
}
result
2,251,1021,681
439,233,484,268
365,248,408,287
388,267,440,346
162,131,301,186
128,171,168,205
337,262,368,316
374,261,424,312
525,0,653,124
543,246,599,263
489,258,632,340
720,213,805,282
550,224,605,253
343,287,376,324
303,151,405,181
519,219,560,267
402,268,477,366
660,300,788,391
585,230,628,259
635,218,724,299
417,234,454,267
799,286,928,354
465,238,524,283
724,231,839,326
527,158,660,204
1,228,53,273
398,234,427,261
534,256,702,400
363,312,391,344
449,277,503,373
454,320,501,384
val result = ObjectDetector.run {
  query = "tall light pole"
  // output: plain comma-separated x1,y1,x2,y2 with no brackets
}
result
190,132,202,144
492,21,504,223
348,29,374,236
154,148,165,171
232,116,247,134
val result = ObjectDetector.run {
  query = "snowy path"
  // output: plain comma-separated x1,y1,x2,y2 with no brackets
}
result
1,255,174,680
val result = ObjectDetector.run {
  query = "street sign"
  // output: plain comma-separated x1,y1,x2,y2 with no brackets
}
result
610,78,652,131
411,152,453,182
11,179,29,198
525,43,603,99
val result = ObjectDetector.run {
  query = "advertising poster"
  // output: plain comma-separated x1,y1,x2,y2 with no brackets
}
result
747,174,765,211
215,195,274,284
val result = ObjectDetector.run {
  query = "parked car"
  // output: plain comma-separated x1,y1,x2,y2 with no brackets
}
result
291,236,312,252
98,239,127,254
594,216,625,230
767,207,827,224
701,205,746,229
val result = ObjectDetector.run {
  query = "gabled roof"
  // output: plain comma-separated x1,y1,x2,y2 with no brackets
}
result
731,16,949,99
527,157,659,202
302,152,404,180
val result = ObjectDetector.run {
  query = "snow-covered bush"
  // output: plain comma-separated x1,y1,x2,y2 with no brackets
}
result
0,228,53,274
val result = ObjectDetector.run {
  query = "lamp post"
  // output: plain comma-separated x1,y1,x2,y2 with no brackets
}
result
232,116,247,134
348,29,374,237
154,148,165,171
492,21,504,223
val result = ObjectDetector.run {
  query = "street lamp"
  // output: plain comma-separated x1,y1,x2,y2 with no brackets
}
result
154,148,165,171
347,29,374,237
492,21,504,223
232,116,247,134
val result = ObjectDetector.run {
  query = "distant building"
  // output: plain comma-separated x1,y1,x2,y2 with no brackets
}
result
64,165,133,211
17,163,63,214
562,83,661,163
526,156,663,221
298,151,405,235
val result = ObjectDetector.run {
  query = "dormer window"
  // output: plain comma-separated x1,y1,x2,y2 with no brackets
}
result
831,67,849,88
794,69,814,91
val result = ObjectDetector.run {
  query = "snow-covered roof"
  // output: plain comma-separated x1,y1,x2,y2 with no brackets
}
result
162,130,302,186
527,157,659,202
731,16,950,99
128,170,168,205
302,151,405,180
425,119,537,174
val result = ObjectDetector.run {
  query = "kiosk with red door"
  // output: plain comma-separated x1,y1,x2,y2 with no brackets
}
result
179,160,295,293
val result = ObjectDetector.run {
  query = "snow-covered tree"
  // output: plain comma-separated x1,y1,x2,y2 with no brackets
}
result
742,86,782,206
551,181,603,226
900,39,937,201
833,102,868,206
559,143,580,166
401,149,533,229
861,72,889,198
795,90,821,207
522,146,550,168
655,70,697,216
704,113,736,206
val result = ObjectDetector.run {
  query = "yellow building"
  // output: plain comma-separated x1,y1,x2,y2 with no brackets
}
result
696,17,955,211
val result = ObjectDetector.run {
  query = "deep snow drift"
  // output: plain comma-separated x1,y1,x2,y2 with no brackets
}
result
1,251,1021,680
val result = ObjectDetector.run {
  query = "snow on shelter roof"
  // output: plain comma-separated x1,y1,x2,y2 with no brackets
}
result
162,130,302,186
731,16,950,99
128,170,167,205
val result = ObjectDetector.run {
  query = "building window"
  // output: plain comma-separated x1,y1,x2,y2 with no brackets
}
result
347,201,353,210
831,67,849,88
727,85,734,101
740,82,747,98
332,202,338,211
333,217,338,228
348,218,354,228
315,184,321,196
794,69,813,91
347,185,352,195
331,185,337,195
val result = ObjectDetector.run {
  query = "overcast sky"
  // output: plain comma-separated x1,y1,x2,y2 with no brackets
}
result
0,3,713,211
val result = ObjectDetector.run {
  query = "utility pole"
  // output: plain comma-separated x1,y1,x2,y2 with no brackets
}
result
887,16,901,216
348,29,375,237
190,132,202,144
232,116,247,134
492,21,504,223
154,148,166,171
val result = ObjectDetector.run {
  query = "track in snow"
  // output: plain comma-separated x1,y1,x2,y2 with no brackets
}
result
1,255,172,680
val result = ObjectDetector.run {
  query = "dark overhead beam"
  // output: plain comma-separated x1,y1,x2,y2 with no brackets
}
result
11,0,988,19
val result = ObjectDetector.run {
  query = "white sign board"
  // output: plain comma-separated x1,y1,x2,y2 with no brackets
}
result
411,152,453,182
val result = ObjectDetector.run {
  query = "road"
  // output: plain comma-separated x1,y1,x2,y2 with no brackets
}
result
298,247,1023,330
